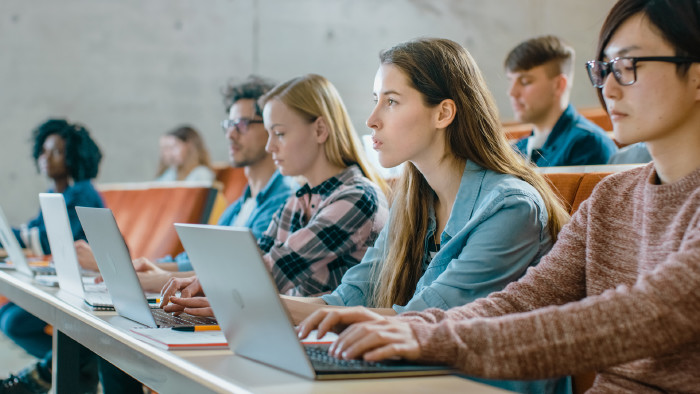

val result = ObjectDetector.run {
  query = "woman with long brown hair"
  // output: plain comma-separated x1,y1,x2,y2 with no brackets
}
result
288,38,570,393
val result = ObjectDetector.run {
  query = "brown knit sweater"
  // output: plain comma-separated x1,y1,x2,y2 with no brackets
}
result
397,163,700,392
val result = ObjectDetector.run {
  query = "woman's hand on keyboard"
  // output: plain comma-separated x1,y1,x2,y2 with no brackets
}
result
164,296,214,317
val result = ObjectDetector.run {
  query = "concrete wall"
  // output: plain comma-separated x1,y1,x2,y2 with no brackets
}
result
0,0,615,224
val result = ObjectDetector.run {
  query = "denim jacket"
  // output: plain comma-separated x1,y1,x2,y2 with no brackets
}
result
322,160,553,312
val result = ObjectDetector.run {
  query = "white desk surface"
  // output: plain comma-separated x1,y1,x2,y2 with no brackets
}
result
0,269,509,394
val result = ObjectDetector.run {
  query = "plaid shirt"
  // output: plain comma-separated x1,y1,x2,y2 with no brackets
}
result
258,165,388,296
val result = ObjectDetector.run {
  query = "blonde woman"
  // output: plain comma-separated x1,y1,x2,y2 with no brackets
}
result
160,74,389,302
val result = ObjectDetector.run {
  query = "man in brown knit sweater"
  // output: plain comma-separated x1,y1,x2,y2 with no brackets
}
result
298,0,700,391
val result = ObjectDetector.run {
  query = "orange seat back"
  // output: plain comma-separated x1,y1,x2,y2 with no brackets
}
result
99,184,217,260
213,165,248,204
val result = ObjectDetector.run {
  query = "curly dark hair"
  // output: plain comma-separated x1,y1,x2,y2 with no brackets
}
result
31,119,103,181
221,75,277,116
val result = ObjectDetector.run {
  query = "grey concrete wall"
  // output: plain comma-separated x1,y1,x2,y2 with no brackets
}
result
0,0,615,224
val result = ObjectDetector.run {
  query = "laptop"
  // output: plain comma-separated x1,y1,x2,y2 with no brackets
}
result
0,204,41,277
174,223,453,380
76,207,216,328
39,193,116,309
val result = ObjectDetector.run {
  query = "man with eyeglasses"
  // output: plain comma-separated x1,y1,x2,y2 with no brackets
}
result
506,35,618,167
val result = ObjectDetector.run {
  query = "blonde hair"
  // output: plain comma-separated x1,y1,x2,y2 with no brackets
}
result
259,74,389,196
370,38,570,308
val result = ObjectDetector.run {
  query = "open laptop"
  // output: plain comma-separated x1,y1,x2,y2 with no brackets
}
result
174,223,453,380
39,193,115,309
0,204,40,277
76,207,216,328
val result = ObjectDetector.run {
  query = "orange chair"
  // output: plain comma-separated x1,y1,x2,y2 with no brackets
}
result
212,164,248,204
543,172,615,392
98,183,218,260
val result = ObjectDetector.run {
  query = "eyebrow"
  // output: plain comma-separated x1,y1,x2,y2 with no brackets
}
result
605,45,642,60
373,90,402,97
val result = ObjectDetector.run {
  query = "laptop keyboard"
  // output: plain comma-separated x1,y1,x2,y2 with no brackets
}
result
306,345,404,372
151,308,217,327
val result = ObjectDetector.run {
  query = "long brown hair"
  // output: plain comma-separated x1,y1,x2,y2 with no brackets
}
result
258,74,389,196
370,38,570,308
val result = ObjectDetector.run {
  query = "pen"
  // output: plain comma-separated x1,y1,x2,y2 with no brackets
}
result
171,325,220,332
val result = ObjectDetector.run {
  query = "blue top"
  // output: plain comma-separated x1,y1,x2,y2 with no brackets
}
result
322,160,553,311
322,161,570,394
11,180,104,255
515,104,618,167
164,170,297,271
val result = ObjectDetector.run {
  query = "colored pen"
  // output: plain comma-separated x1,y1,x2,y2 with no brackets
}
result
171,325,221,332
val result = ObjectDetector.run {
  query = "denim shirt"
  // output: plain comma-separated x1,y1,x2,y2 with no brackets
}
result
322,160,553,312
164,170,297,271
515,104,618,167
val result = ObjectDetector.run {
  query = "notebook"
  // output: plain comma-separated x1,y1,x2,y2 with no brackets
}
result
76,207,216,328
174,223,452,380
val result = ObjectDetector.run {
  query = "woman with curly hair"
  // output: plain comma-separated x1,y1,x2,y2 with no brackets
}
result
0,118,104,394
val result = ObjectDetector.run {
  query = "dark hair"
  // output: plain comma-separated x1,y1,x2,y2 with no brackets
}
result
222,75,277,116
31,119,102,181
595,0,700,104
504,35,575,77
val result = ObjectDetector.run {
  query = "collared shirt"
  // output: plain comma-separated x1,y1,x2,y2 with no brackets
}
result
322,160,554,313
515,104,618,167
167,170,296,271
258,165,388,297
11,180,104,255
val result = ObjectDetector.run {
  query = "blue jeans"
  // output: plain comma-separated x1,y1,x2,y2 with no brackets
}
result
0,302,51,359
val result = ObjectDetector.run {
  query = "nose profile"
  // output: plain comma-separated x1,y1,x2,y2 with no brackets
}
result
366,106,380,130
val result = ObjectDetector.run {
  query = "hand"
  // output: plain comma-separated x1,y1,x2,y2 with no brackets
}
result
329,318,421,362
297,306,384,340
159,276,206,313
74,240,98,271
164,296,213,317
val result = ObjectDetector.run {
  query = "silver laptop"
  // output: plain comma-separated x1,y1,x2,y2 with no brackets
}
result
0,204,38,277
175,223,452,380
39,193,114,309
76,207,216,328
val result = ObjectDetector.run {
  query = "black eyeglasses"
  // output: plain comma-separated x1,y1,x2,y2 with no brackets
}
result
586,56,700,88
220,118,264,134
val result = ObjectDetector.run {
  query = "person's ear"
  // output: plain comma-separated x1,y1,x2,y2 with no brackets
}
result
314,117,330,144
435,99,456,129
554,73,569,97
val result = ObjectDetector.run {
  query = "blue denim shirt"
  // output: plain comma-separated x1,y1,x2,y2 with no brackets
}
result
322,161,571,394
163,170,297,271
322,160,553,311
515,104,618,167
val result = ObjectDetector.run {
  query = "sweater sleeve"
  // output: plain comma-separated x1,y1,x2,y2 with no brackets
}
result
398,198,591,324
406,213,700,380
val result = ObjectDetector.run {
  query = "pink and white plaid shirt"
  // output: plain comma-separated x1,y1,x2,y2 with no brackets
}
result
258,165,388,296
